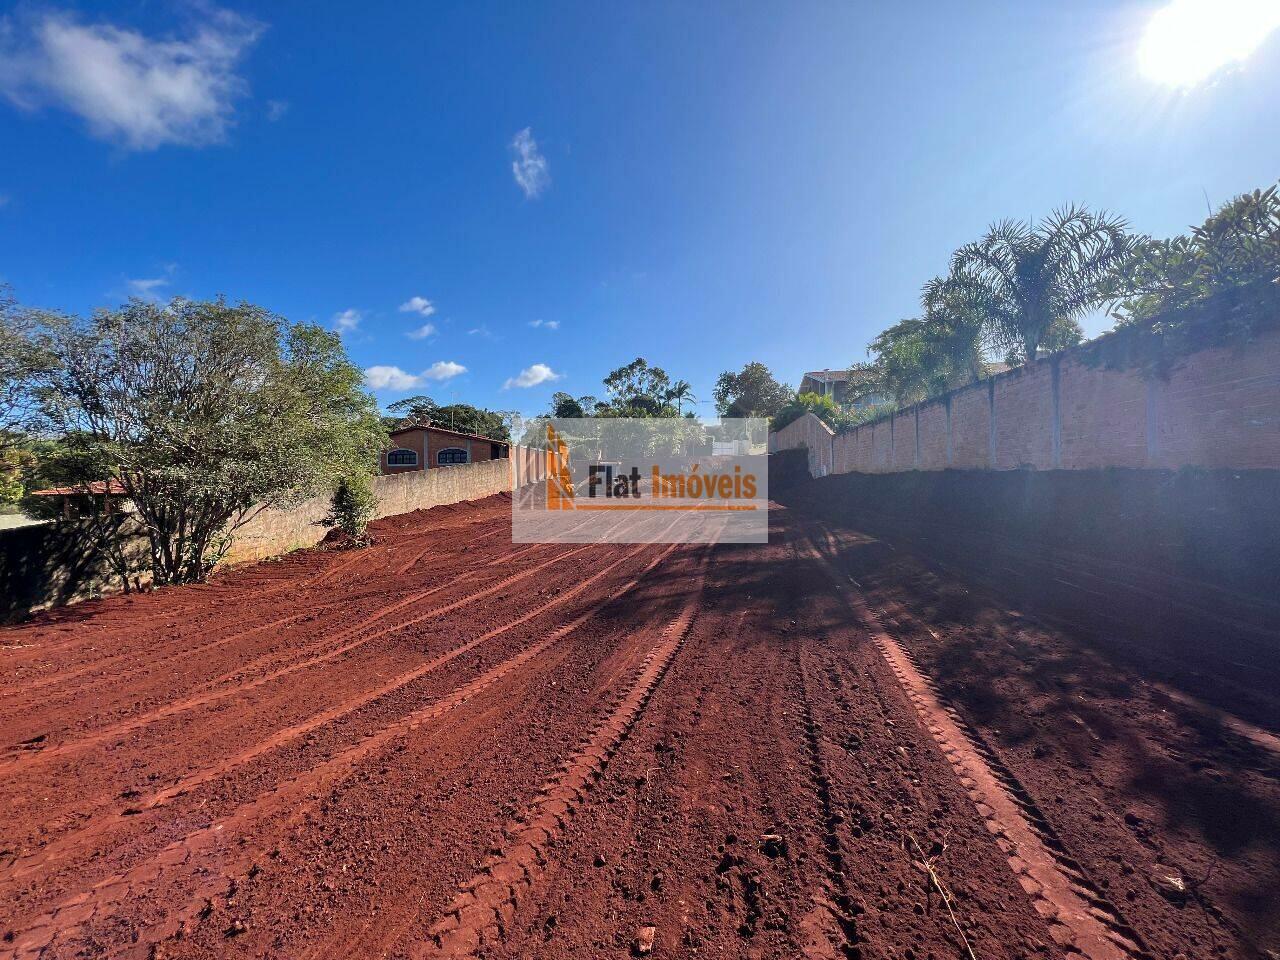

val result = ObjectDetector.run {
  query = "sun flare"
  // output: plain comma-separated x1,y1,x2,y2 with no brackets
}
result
1138,0,1280,88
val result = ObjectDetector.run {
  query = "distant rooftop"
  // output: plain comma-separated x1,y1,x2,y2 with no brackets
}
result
800,365,878,384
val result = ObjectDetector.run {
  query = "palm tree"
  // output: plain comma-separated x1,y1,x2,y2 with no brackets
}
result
665,380,696,415
920,276,989,383
947,206,1134,366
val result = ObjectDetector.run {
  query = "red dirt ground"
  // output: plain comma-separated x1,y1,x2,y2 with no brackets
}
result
1,492,1276,959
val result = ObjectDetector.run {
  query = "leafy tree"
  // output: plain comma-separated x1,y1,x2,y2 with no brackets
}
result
39,297,386,584
386,394,438,427
430,403,510,441
0,285,54,452
549,392,585,418
0,449,23,506
869,318,954,406
323,473,378,541
386,395,510,440
1103,183,1280,361
713,362,793,419
602,357,677,417
772,392,847,432
947,206,1134,365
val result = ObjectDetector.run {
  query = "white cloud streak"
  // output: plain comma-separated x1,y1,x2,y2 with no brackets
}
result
365,361,467,391
423,360,466,381
504,363,561,389
0,6,264,150
128,276,169,300
406,322,437,340
332,308,361,334
398,295,435,316
528,318,560,330
510,127,550,199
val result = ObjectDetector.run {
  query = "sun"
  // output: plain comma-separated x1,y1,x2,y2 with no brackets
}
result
1138,0,1280,88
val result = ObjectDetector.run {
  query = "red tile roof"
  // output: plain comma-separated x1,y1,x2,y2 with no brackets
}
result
30,481,128,497
388,424,508,446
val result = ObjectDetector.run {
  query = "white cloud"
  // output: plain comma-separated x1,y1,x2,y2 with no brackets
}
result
0,7,264,150
398,295,435,316
504,363,562,389
128,276,169,300
423,360,466,381
364,361,467,391
528,318,560,330
332,308,361,334
265,98,288,121
365,365,424,391
406,322,437,340
510,127,550,199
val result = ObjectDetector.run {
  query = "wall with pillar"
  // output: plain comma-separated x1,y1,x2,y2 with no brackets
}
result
770,326,1280,475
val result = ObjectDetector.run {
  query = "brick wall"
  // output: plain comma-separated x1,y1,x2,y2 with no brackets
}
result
771,326,1280,477
891,410,916,471
768,413,835,477
226,452,545,564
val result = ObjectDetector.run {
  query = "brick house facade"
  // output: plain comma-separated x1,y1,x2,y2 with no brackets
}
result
380,425,510,475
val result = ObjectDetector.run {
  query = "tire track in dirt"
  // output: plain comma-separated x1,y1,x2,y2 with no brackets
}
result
0,504,514,673
0,541,597,774
0,543,687,960
801,526,1149,960
794,648,864,958
1,537,676,894
403,547,710,960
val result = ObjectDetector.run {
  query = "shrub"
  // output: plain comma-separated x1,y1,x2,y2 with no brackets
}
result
323,473,377,541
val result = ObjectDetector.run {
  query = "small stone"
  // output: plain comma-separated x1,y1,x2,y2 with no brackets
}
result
225,919,247,937
634,925,657,955
594,854,607,868
759,834,787,858
1154,873,1187,903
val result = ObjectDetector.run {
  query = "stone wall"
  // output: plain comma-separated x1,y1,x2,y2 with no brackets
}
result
771,327,1280,476
225,455,542,563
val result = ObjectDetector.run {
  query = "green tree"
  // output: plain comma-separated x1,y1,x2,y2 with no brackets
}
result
39,297,386,584
431,403,510,441
0,285,54,452
772,392,847,432
386,394,438,428
602,357,676,417
1105,183,1280,358
948,206,1134,366
548,392,605,418
713,362,793,419
869,318,952,406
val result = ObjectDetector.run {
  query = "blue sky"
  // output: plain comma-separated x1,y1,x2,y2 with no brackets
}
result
1,1,1278,420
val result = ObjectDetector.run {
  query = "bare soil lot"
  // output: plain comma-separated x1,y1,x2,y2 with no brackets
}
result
2,491,1276,959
